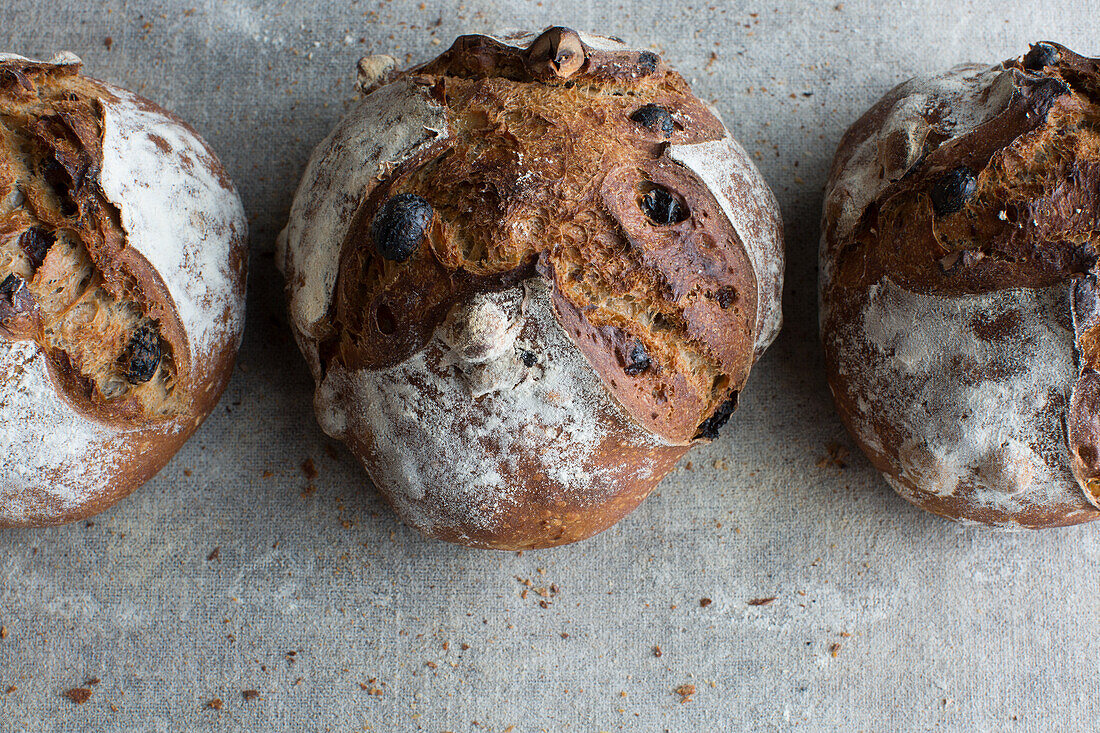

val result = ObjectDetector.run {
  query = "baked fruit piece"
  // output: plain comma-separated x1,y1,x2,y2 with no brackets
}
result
279,28,784,549
0,53,247,526
820,42,1100,528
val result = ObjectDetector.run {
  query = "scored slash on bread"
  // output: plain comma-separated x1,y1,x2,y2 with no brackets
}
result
279,28,784,548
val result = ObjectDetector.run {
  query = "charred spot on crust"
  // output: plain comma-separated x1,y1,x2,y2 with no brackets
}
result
713,286,738,309
630,104,674,137
121,326,161,385
637,51,660,76
371,193,433,262
929,166,977,216
520,350,538,367
374,301,397,335
19,227,55,270
623,342,651,376
1023,43,1060,72
639,186,688,224
694,393,738,441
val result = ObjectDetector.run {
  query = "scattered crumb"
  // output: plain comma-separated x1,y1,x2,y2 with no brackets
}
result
675,684,695,703
183,469,193,477
64,688,91,704
748,597,777,606
830,643,841,657
699,598,712,608
0,626,6,639
713,458,729,470
206,698,223,710
242,690,259,701
653,645,662,657
816,442,850,468
301,458,318,480
85,677,100,686
207,547,220,562
4,686,15,694
104,37,113,51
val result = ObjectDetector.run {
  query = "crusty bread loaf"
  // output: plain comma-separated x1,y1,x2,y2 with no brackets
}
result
0,53,247,526
279,28,784,548
820,42,1100,528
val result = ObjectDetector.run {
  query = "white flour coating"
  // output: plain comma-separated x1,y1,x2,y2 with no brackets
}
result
670,135,784,356
313,280,666,539
276,79,449,373
820,62,1014,291
0,342,122,523
99,86,247,370
838,278,1081,516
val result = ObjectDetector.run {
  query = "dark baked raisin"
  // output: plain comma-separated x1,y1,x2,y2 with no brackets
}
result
0,273,38,335
521,350,538,367
0,273,20,298
929,166,977,216
121,326,161,385
624,342,651,376
714,287,738,309
1023,43,1059,72
640,187,688,224
637,51,660,76
695,393,739,441
370,193,433,262
19,227,55,270
630,104,674,138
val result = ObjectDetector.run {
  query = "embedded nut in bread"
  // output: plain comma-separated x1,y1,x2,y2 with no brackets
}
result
820,42,1100,528
279,28,784,549
0,52,247,527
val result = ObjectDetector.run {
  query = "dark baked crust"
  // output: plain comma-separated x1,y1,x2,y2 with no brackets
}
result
821,42,1100,527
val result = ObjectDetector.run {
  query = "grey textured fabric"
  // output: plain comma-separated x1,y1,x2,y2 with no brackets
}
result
1,1,1099,730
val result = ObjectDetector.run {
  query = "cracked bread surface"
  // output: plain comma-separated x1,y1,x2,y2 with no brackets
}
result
820,42,1100,528
0,52,247,527
279,29,784,548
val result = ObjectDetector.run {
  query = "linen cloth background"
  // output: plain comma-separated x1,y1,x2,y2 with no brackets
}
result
1,1,1098,730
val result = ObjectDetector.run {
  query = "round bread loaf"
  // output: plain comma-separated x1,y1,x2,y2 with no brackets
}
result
820,42,1100,528
0,53,247,526
279,28,784,549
